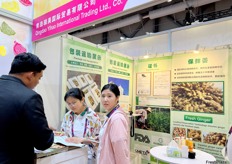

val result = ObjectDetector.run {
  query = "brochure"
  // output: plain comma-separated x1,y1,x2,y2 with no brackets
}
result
54,136,85,147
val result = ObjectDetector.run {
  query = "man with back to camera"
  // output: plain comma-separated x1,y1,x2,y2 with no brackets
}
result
0,52,54,164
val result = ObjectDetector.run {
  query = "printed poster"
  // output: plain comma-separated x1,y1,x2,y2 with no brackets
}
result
171,49,229,162
106,52,133,112
61,37,105,118
153,71,171,96
135,56,172,106
136,72,151,96
133,128,171,164
133,56,172,163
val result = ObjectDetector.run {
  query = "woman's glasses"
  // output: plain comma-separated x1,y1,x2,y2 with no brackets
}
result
67,101,77,107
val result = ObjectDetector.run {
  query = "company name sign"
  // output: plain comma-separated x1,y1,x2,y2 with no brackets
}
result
32,0,153,41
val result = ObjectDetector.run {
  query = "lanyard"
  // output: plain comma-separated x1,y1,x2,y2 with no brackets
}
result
83,118,88,137
70,108,88,137
103,104,120,127
71,113,75,137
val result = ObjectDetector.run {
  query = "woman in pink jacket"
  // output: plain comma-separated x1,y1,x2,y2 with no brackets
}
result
97,83,130,164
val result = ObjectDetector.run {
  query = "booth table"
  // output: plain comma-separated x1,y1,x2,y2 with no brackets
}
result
36,145,88,164
150,146,216,164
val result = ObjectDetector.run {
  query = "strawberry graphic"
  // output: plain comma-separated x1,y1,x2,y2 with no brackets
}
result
19,0,32,6
13,41,27,56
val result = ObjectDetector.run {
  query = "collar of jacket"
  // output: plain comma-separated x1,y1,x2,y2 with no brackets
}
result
80,107,88,116
0,75,25,86
71,107,88,117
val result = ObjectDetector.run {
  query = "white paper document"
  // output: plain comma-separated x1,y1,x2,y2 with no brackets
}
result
54,136,85,147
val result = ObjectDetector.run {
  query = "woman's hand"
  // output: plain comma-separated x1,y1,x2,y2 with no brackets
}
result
53,131,65,136
65,137,99,145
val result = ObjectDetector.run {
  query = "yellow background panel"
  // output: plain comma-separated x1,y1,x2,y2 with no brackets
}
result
34,0,71,18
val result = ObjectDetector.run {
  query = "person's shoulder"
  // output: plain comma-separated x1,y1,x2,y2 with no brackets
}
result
87,107,99,115
111,109,128,121
116,108,127,116
19,87,40,102
86,108,100,118
87,107,94,112
109,114,128,129
64,111,72,117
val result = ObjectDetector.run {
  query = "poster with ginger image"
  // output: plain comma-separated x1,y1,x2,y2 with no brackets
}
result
171,81,223,114
172,127,186,138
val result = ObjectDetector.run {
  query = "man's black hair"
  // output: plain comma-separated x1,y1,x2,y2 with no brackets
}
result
9,52,46,74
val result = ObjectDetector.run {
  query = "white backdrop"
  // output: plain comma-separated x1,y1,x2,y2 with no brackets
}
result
107,17,232,57
35,37,62,129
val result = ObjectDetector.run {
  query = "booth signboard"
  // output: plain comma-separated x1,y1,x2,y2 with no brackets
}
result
32,0,155,41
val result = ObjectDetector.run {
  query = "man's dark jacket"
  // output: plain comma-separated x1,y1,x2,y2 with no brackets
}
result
0,75,54,164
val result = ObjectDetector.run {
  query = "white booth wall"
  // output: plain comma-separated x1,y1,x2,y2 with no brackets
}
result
35,17,232,129
35,37,62,129
106,17,232,57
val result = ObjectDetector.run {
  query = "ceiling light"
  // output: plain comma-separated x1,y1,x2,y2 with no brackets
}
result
167,0,172,2
193,44,200,53
120,36,125,40
191,20,200,25
144,55,149,59
146,32,154,35
144,50,150,59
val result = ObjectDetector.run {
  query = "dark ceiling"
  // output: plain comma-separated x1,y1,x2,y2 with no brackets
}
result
69,0,232,44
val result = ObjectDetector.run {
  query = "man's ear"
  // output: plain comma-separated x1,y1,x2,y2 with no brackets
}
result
26,72,34,81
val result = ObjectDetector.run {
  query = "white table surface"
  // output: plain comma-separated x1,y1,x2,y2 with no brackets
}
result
150,146,216,164
37,146,88,164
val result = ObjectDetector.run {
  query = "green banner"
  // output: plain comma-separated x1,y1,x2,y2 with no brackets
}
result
105,52,134,112
171,49,229,162
61,37,105,117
